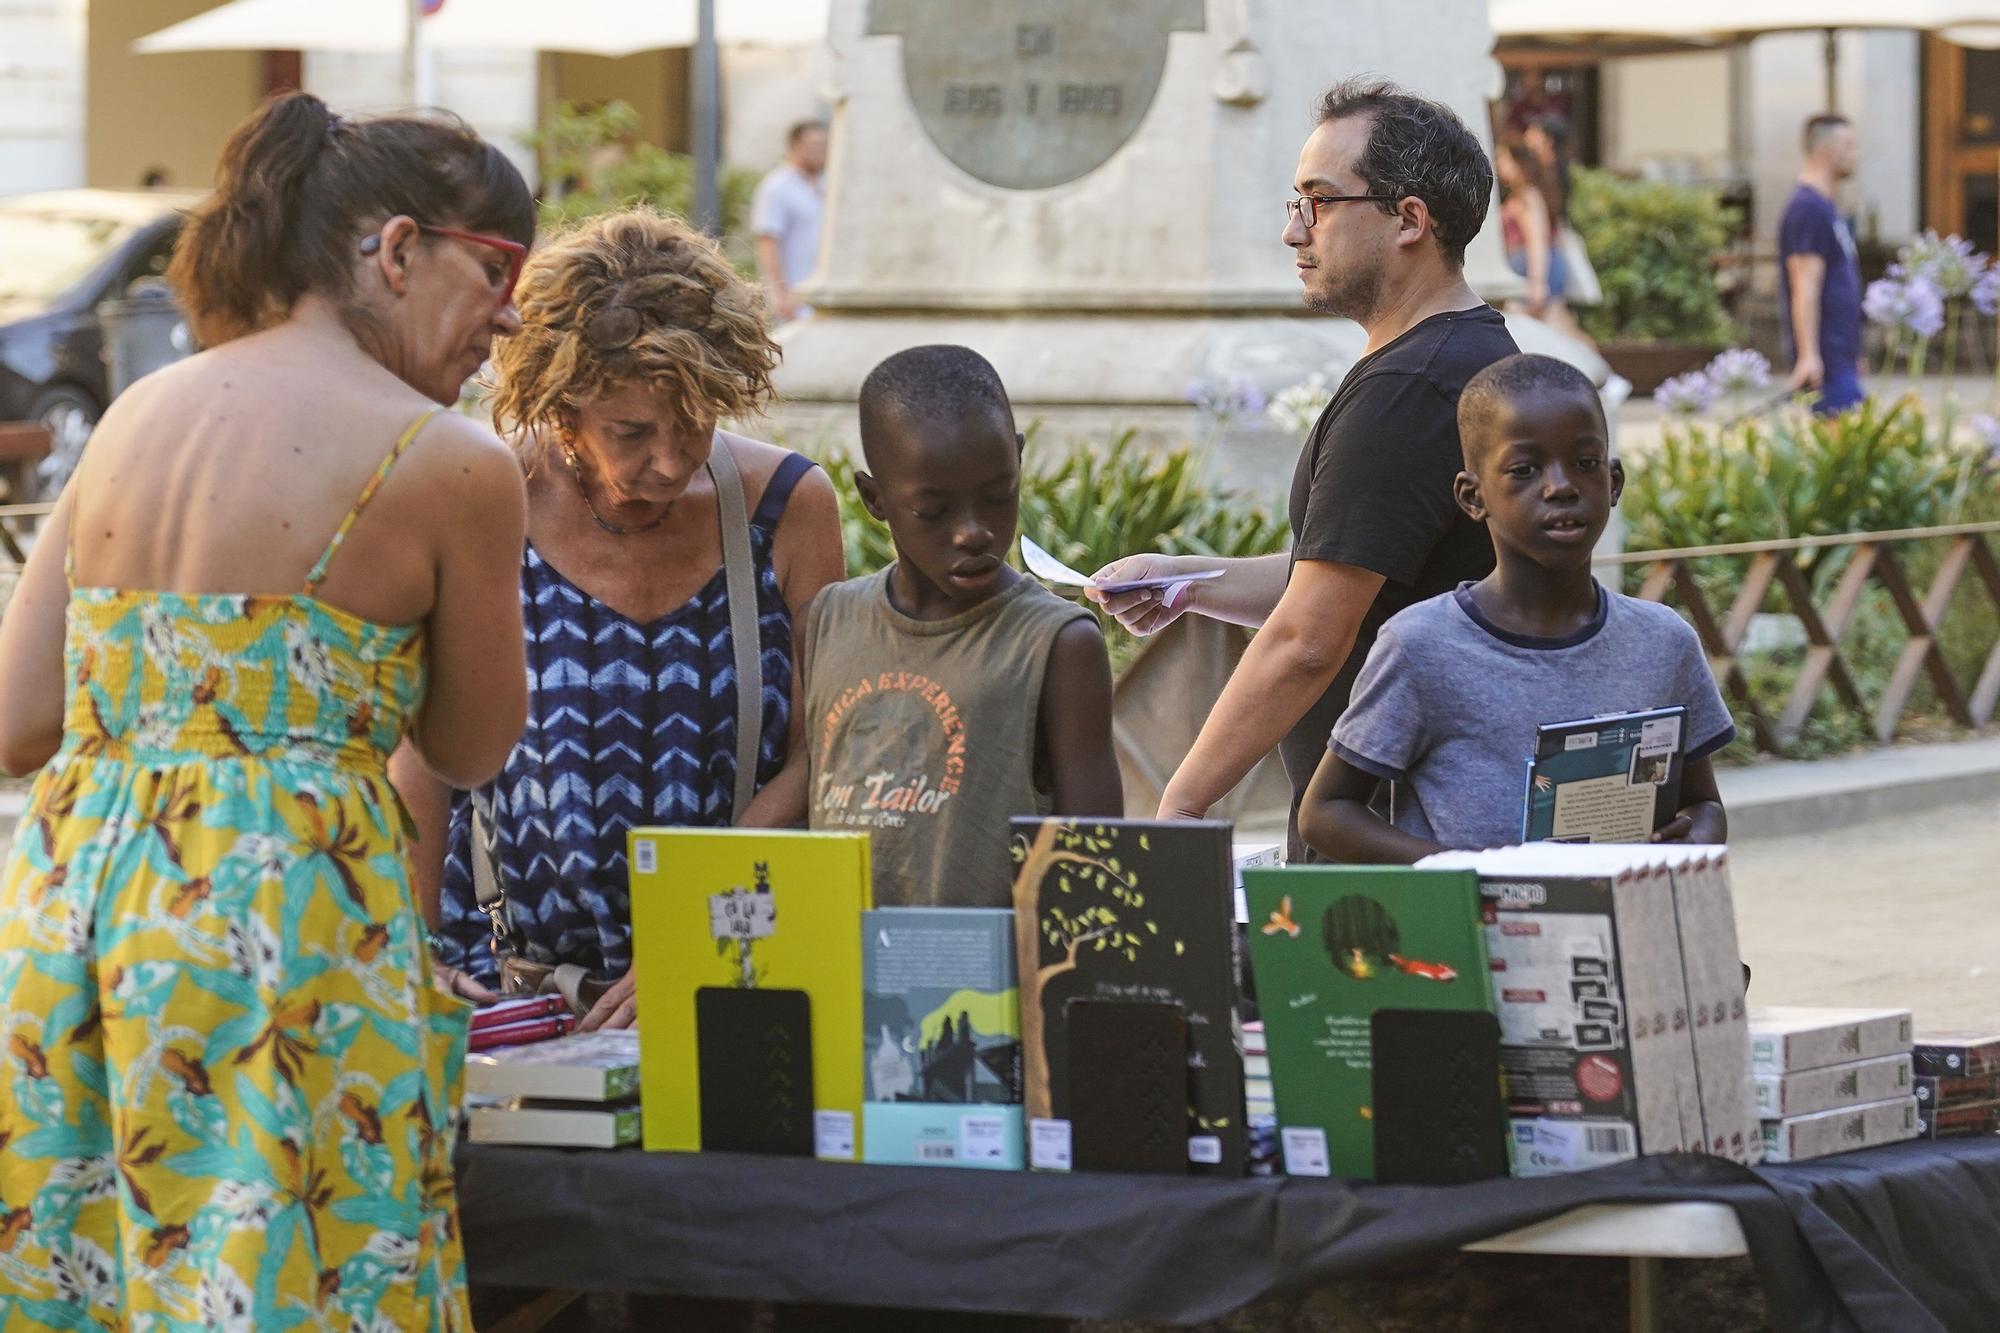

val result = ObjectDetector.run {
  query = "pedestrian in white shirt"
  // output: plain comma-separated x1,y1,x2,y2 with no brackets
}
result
751,120,828,323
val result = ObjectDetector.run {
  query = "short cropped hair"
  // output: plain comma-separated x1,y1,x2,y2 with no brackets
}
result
787,119,828,147
1457,353,1603,465
1315,78,1493,269
857,345,1015,468
1803,113,1850,154
489,206,777,458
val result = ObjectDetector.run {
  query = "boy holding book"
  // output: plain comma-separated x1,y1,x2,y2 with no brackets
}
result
1300,353,1732,862
802,345,1124,905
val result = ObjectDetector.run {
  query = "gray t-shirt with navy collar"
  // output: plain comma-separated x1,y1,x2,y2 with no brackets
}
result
1329,582,1735,850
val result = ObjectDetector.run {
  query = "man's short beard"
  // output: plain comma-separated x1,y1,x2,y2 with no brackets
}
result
1305,264,1384,324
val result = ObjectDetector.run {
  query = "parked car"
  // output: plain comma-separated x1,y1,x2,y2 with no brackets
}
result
0,189,202,501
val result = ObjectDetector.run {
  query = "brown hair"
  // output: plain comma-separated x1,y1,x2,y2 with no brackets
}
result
488,207,779,454
168,91,535,348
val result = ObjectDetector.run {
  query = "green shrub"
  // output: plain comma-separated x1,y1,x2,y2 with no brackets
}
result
1620,397,2000,759
1567,168,1737,346
526,100,760,254
1622,396,1992,553
817,432,1288,671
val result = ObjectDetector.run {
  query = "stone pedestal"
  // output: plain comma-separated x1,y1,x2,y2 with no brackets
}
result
773,0,1523,424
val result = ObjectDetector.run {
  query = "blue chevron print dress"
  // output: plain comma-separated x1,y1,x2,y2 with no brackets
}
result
431,453,814,988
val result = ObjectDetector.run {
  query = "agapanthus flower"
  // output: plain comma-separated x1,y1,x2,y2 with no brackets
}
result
1972,266,1999,318
1864,276,1946,339
1184,375,1269,423
1703,348,1771,396
1653,371,1718,417
1897,231,1988,302
1266,373,1335,434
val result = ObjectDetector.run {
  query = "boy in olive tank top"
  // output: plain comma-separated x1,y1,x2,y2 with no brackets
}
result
802,346,1123,906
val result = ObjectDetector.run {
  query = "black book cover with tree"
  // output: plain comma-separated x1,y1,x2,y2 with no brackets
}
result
1010,818,1245,1175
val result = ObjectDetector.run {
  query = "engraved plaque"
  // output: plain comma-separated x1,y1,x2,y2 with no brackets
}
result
868,0,1205,191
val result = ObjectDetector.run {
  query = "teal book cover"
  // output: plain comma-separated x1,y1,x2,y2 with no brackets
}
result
1243,866,1492,1180
1523,705,1686,843
862,907,1023,1169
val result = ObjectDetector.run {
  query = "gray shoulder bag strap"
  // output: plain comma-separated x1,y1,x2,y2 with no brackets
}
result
706,432,764,823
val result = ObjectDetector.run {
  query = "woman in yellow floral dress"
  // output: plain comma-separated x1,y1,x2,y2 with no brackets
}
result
0,93,532,1330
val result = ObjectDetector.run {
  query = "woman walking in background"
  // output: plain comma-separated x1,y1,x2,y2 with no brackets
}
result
0,92,532,1328
1496,137,1593,348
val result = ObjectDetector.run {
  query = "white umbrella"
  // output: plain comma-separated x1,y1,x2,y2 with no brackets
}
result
1491,0,2000,105
133,0,829,58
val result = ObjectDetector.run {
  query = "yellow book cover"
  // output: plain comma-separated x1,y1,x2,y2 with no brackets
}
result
628,827,869,1157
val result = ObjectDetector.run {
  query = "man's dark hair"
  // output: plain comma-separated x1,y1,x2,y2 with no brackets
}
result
787,119,828,147
1457,353,1603,466
857,345,1015,469
1315,78,1493,269
1803,113,1850,155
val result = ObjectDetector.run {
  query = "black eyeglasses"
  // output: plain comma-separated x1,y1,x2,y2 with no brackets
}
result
1287,192,1397,229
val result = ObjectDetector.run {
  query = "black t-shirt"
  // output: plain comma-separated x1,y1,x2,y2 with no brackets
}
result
1280,304,1517,855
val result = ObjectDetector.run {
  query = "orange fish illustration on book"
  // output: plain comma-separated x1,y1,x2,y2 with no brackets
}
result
1262,895,1301,938
1387,955,1458,983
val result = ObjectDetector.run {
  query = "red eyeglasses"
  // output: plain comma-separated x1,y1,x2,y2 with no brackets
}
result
361,222,527,305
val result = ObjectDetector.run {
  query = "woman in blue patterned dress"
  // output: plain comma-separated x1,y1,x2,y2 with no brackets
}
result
391,208,845,1031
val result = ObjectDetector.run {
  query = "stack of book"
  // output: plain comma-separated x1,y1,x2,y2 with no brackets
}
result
465,1028,643,1148
1414,843,1758,1177
467,994,577,1051
1749,1007,1918,1161
1243,1021,1278,1176
1912,1033,2000,1140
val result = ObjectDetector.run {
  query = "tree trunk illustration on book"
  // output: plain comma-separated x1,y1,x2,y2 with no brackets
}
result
1011,818,1246,1174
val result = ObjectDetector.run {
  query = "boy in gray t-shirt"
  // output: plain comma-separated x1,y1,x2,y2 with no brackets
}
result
1300,355,1733,860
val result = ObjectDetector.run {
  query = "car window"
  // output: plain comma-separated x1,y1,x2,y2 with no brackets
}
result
0,209,143,303
119,225,182,294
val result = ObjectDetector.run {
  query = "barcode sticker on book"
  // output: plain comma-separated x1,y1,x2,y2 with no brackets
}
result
1514,1118,1637,1175
1585,1125,1634,1155
1029,1118,1072,1171
961,1114,1007,1163
1281,1126,1330,1177
1187,1135,1222,1165
633,838,657,874
813,1109,855,1161
1638,716,1681,757
917,1141,958,1161
1563,733,1599,751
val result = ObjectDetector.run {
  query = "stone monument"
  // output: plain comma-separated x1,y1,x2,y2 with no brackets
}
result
773,0,1551,469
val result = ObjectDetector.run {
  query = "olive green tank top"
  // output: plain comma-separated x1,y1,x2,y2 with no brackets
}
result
803,568,1092,907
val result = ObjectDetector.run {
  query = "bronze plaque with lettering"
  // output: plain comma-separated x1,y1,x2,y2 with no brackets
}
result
868,0,1204,190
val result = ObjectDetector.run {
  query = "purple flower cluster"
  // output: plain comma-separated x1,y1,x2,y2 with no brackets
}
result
1705,348,1771,396
1895,230,1988,301
1864,276,1946,339
1654,371,1719,417
1184,375,1269,423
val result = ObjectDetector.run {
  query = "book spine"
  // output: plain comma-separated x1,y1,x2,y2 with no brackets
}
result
469,994,568,1031
467,1014,577,1052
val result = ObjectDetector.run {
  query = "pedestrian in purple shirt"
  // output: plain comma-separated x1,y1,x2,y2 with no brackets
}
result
1779,114,1864,413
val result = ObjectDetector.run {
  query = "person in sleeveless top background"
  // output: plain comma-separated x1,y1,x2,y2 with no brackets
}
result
0,94,533,1329
395,208,845,1033
803,344,1124,908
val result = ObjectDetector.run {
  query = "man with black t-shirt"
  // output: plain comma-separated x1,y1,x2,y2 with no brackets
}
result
1091,79,1516,859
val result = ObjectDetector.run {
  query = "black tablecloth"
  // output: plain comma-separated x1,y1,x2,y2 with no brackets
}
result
458,1137,2000,1332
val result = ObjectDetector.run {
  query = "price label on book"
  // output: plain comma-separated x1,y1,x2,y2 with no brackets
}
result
1186,1135,1222,1165
633,838,657,874
960,1114,1008,1163
1280,1126,1331,1177
813,1110,855,1161
1029,1118,1073,1171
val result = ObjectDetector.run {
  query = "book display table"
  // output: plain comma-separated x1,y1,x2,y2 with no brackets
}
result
459,1135,2000,1332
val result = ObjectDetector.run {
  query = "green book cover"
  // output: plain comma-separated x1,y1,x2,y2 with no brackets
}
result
1243,866,1492,1180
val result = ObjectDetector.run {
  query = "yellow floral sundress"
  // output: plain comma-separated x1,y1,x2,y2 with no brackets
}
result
0,410,474,1332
